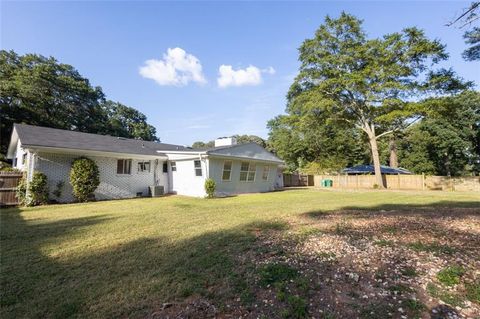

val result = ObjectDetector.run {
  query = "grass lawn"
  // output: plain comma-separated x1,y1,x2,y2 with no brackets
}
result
1,189,479,318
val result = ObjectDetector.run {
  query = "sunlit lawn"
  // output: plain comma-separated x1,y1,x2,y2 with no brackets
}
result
1,189,479,318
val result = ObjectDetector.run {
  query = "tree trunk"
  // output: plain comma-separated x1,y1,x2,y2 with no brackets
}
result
369,136,385,188
389,137,398,168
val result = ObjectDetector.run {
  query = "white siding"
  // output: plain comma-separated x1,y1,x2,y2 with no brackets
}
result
169,158,208,197
208,158,279,195
34,152,168,202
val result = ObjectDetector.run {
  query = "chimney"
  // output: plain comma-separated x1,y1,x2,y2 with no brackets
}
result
214,136,237,147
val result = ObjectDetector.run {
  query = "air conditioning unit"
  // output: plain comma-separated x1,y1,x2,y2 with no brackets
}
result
149,185,164,197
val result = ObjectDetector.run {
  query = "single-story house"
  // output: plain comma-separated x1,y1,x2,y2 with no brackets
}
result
7,124,284,202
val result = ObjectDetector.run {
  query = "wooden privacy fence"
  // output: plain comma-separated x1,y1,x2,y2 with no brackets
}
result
0,172,22,206
283,173,314,187
313,174,480,192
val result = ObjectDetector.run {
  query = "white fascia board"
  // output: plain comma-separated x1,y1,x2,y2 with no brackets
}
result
23,145,168,160
208,154,284,165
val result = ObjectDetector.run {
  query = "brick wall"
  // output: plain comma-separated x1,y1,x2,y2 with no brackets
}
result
35,152,168,202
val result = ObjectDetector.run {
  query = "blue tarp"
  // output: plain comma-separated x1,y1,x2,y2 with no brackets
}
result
343,165,412,175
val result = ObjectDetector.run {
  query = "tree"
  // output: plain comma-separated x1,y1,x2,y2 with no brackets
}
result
399,91,480,176
0,50,159,155
267,111,369,172
102,101,158,141
285,13,468,187
191,135,266,149
446,2,480,61
463,27,480,61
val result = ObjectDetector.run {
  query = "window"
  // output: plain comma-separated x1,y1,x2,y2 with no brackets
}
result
138,161,150,173
162,163,168,173
194,160,202,176
171,161,177,171
13,158,17,167
262,166,270,181
117,159,132,174
240,162,256,182
222,160,232,181
22,153,27,165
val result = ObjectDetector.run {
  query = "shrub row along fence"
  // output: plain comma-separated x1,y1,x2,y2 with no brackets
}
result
0,172,23,206
312,174,480,192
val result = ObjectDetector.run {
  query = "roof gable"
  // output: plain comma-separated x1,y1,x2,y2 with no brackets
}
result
206,143,283,163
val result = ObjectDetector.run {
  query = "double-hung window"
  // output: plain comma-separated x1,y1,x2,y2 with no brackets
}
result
171,161,177,171
222,160,232,181
138,161,150,173
240,162,256,182
194,160,202,176
262,166,270,181
117,159,132,174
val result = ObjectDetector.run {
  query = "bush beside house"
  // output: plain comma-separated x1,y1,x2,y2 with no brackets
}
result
69,157,100,202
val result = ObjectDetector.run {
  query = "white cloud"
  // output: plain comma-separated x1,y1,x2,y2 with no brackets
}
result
139,47,206,86
217,65,275,88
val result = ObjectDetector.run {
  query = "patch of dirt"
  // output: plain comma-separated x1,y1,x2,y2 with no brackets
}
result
148,207,480,319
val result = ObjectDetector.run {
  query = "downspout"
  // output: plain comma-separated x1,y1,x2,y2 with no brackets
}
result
199,153,208,177
153,159,158,186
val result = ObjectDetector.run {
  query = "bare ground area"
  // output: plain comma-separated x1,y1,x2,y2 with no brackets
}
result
153,206,480,319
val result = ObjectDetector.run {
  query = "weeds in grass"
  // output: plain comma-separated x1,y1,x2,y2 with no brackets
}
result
407,241,455,255
388,284,413,295
359,302,393,319
404,298,425,316
437,265,465,286
465,281,480,303
259,263,298,286
291,226,323,242
427,283,465,308
401,266,418,277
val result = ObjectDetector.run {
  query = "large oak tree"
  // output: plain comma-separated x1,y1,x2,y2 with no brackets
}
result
284,13,469,187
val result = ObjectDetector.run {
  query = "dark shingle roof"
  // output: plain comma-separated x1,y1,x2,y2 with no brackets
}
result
343,165,412,175
14,124,191,156
205,143,283,163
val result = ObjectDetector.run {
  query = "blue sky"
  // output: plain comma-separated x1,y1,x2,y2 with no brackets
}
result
2,1,479,145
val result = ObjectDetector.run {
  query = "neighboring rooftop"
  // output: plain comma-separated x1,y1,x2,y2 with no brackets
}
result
10,123,192,157
343,165,412,175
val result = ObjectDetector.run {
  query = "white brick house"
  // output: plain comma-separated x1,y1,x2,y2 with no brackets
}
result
7,124,284,202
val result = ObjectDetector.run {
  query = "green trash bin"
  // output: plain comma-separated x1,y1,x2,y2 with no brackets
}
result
324,179,333,187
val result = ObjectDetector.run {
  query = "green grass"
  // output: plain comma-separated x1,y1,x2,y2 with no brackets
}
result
427,283,466,308
437,265,465,286
1,189,479,318
407,241,455,255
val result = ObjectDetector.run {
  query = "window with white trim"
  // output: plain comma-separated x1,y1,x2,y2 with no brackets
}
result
222,160,232,181
117,159,132,174
240,162,256,182
194,160,202,176
262,166,270,181
171,161,177,171
138,161,150,173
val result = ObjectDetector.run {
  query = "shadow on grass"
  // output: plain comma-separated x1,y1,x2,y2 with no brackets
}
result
1,199,478,318
0,207,283,318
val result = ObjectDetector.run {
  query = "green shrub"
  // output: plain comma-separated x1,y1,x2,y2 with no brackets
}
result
16,173,27,206
204,178,216,198
69,157,100,202
17,171,49,206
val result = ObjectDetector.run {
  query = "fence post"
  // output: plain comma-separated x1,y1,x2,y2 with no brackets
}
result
422,173,425,191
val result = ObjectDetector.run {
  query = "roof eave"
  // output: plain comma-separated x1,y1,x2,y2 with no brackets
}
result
22,145,168,160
